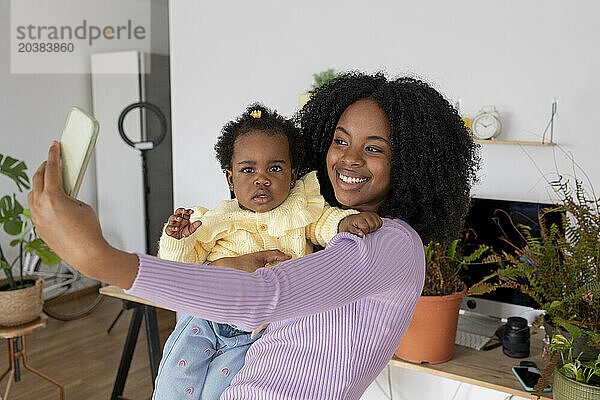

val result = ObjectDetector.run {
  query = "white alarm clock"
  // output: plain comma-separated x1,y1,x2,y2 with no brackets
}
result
471,106,502,140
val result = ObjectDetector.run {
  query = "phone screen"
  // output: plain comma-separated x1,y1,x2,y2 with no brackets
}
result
512,366,551,392
513,366,541,388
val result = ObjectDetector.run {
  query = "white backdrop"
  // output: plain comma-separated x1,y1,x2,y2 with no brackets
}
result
169,0,600,210
168,1,599,398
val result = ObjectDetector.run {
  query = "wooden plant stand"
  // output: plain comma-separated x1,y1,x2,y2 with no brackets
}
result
0,315,64,399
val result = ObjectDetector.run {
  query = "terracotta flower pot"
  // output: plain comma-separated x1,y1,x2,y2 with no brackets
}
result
0,276,44,327
395,286,466,364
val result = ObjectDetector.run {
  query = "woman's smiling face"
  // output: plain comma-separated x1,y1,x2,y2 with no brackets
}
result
326,99,392,213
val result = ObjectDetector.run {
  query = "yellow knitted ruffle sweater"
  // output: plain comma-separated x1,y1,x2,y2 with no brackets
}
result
158,170,359,265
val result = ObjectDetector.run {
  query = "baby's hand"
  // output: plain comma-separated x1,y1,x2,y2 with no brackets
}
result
338,212,382,238
165,208,202,239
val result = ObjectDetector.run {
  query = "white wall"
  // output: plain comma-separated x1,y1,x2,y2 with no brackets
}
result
0,0,169,268
169,0,600,210
169,1,600,398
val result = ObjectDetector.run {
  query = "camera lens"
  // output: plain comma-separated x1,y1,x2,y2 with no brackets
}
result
497,317,530,358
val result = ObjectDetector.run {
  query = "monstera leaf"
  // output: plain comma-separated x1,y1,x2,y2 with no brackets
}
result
0,154,30,192
0,195,24,235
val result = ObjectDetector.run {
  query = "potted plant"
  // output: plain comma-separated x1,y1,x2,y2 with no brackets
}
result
466,177,600,396
534,333,600,399
0,153,60,326
469,178,600,359
298,68,337,109
395,239,494,364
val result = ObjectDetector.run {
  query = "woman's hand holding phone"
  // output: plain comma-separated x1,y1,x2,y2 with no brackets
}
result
29,141,139,289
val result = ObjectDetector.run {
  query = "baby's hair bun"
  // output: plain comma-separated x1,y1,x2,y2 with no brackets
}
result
215,102,305,172
245,103,269,120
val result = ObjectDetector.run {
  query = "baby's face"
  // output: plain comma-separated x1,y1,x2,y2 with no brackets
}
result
226,130,296,213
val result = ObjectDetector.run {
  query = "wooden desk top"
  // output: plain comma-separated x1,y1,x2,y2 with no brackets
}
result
390,327,552,399
100,285,551,398
99,285,174,311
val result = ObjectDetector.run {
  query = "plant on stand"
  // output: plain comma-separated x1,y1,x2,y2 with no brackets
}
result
395,238,496,364
0,153,60,326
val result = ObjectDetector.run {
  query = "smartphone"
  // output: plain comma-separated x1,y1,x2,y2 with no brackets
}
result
59,107,99,198
512,366,551,392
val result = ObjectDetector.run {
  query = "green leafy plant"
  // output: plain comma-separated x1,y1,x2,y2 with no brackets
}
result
470,177,600,350
423,239,496,296
0,154,60,291
550,333,600,386
310,68,337,91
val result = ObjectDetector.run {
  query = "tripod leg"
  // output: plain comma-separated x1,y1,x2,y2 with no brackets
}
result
143,306,161,388
111,305,143,400
107,309,125,334
12,337,22,382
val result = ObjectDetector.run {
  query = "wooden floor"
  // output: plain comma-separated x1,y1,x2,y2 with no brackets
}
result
0,296,176,400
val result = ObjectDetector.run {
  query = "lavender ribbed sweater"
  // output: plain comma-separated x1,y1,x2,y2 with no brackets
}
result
126,218,425,399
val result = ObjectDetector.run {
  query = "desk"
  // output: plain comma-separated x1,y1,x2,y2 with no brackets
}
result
390,327,552,399
101,286,552,399
100,285,168,400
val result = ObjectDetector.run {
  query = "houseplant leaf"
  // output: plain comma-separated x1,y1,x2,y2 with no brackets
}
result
23,238,61,267
0,258,11,270
0,154,30,192
560,363,578,380
0,195,24,235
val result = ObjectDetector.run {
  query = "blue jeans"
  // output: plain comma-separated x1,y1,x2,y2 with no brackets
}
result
152,315,260,400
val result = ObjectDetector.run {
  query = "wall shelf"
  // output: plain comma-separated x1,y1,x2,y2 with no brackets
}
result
474,139,556,147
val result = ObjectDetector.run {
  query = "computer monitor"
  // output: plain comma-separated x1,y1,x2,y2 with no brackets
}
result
458,197,564,323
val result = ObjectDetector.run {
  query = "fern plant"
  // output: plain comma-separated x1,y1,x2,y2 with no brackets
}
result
470,177,600,350
423,239,496,296
0,154,60,291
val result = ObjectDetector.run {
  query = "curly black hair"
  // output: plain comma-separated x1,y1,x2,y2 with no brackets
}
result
297,72,480,245
215,103,304,172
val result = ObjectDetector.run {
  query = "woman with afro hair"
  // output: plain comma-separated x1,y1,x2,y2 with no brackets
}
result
29,71,479,399
299,72,479,246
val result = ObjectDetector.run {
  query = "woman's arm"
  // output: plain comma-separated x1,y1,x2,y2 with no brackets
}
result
127,220,425,331
30,142,424,331
28,142,139,288
27,142,294,286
